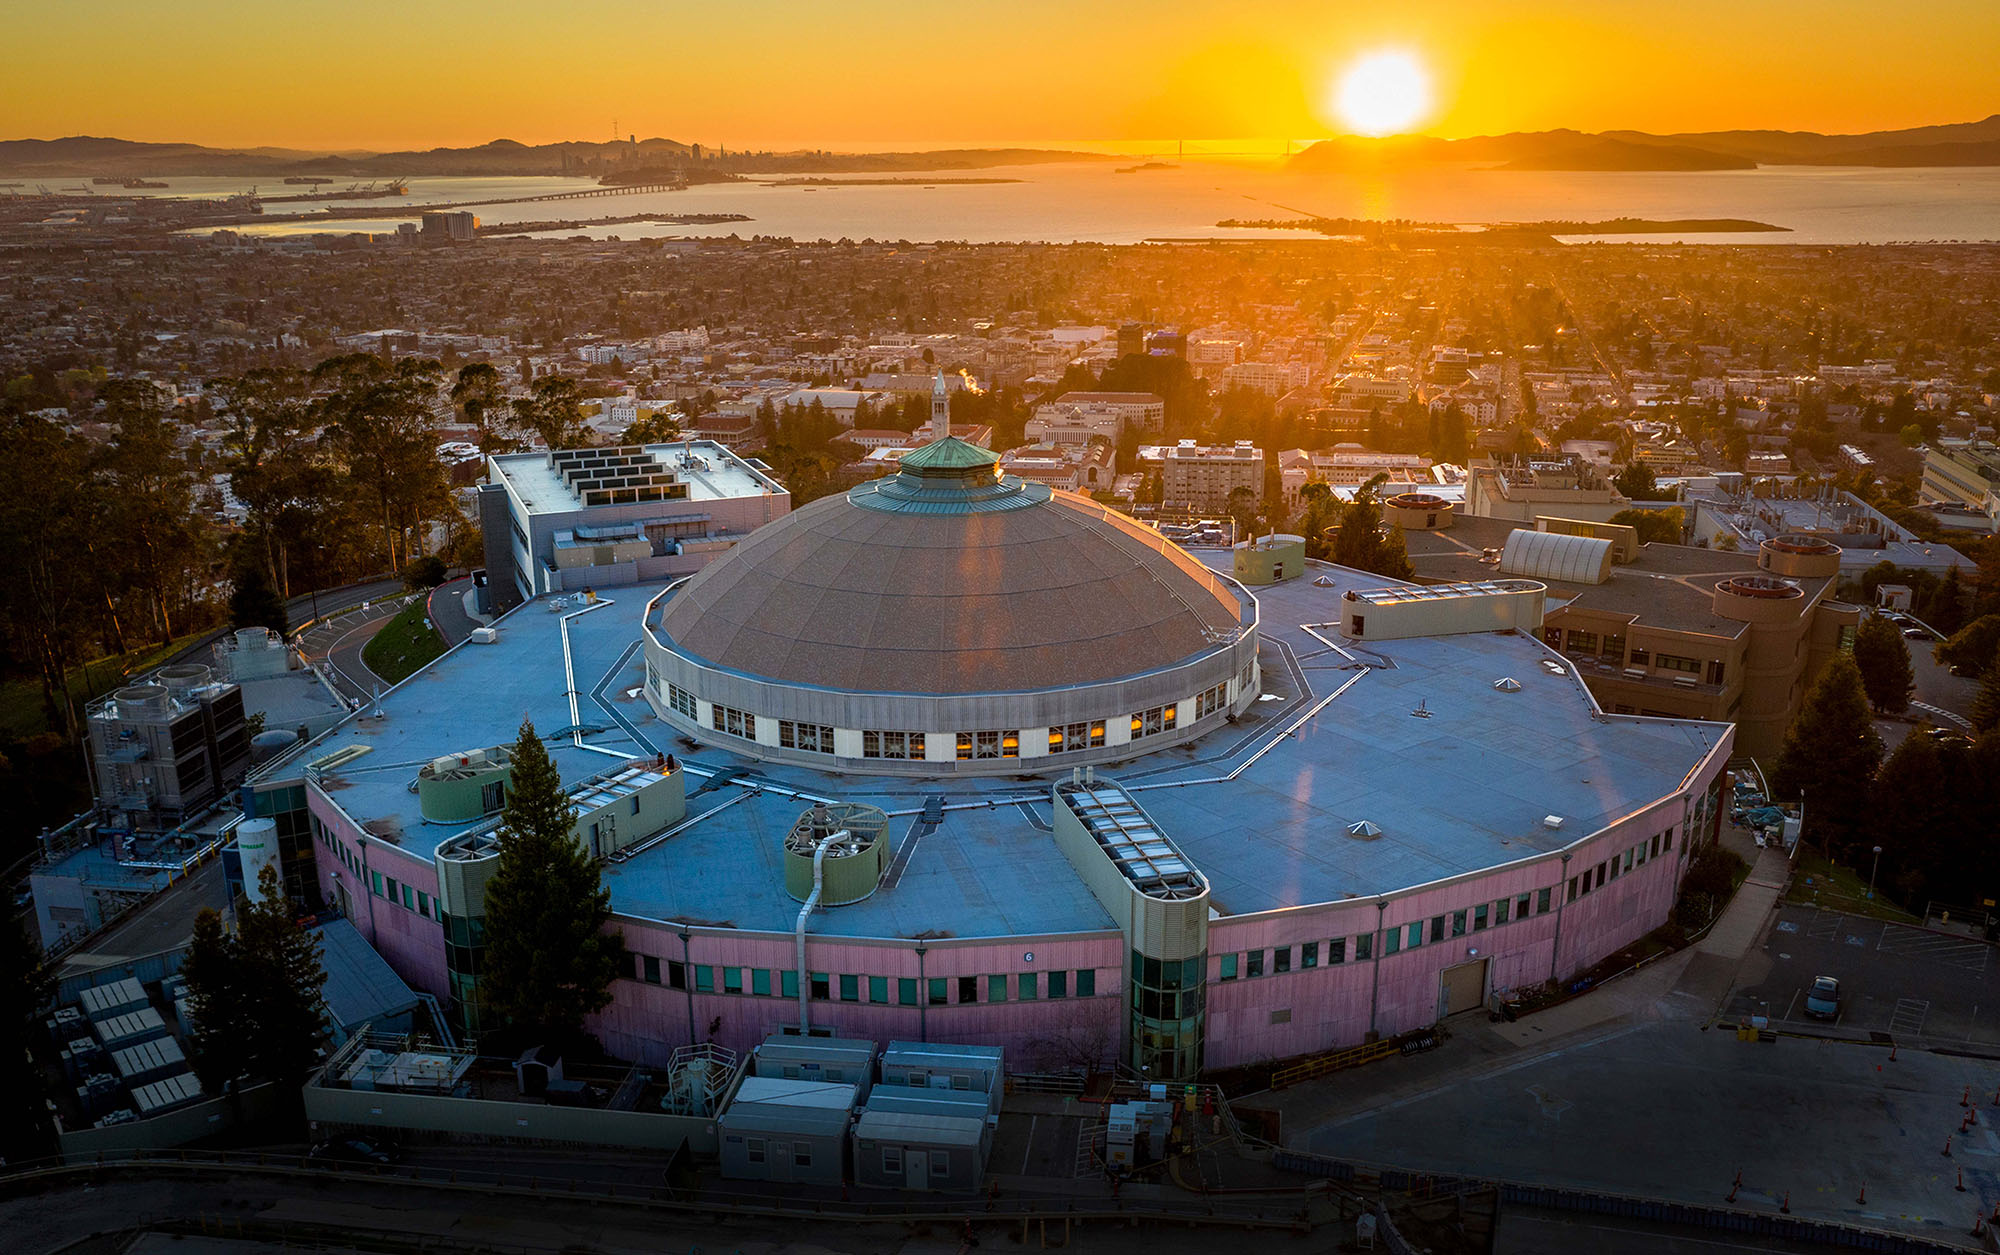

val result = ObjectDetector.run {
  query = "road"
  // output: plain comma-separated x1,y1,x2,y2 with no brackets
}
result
55,860,226,977
425,575,483,646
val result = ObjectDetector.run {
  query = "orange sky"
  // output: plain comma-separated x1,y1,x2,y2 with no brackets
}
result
6,1,1996,151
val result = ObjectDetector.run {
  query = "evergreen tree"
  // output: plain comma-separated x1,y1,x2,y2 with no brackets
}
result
1868,731,1949,907
1770,653,1882,856
1970,646,2000,734
182,907,250,1093
479,719,621,1049
236,863,329,1087
1926,566,1967,636
1851,616,1914,714
1332,475,1414,580
228,552,289,635
0,916,54,1162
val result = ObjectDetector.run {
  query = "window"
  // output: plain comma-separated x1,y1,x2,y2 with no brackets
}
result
384,875,398,901
725,967,744,994
883,1147,903,1175
1383,928,1402,956
1451,910,1467,937
1047,970,1068,999
1431,915,1448,944
839,974,859,1002
642,955,661,984
401,884,414,910
416,891,430,918
863,730,925,760
694,965,714,993
1049,721,1106,753
987,974,1008,1003
1623,849,1635,872
1495,898,1511,925
898,978,918,1005
1655,654,1703,675
1650,833,1661,858
1274,946,1291,974
1629,647,1650,666
667,683,697,719
956,730,1019,760
1328,938,1346,965
711,704,756,739
1076,969,1096,997
1600,633,1625,663
1302,941,1319,968
1246,949,1265,978
747,1138,766,1165
1130,704,1179,739
1351,614,1366,637
481,780,507,813
1663,827,1673,852
930,1150,948,1176
1538,887,1553,914
1514,894,1531,920
1635,842,1647,867
958,975,978,1003
1707,660,1726,685
1195,681,1228,718
1473,904,1489,931
810,972,830,1001
794,1146,811,1168
668,960,687,990
1219,954,1239,981
753,968,772,996
1542,625,1563,647
1354,933,1373,961
1406,922,1424,949
1018,972,1038,1000
1596,863,1607,888
928,977,948,1006
1565,629,1599,655
1568,876,1581,902
781,970,797,998
779,720,834,754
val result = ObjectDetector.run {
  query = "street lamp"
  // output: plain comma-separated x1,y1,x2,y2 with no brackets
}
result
914,943,929,1044
1868,846,1883,901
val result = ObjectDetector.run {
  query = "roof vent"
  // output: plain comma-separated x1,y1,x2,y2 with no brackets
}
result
1494,677,1522,692
1540,660,1567,676
1410,700,1432,719
1346,820,1382,839
1542,815,1565,830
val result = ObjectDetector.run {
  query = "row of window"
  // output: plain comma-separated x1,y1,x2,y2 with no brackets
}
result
1051,721,1106,753
780,720,834,754
1568,828,1674,902
1131,703,1178,740
863,730,925,759
628,957,1098,1004
1194,682,1228,719
1220,886,1563,978
370,869,436,921
1547,628,1725,685
712,704,756,739
958,730,1019,760
666,683,697,720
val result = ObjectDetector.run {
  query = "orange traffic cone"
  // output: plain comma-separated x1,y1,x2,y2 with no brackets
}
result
1957,1166,1968,1192
1944,1134,1954,1157
1780,1191,1791,1215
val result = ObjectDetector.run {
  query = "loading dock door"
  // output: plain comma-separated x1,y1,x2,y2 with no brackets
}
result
1440,958,1489,1017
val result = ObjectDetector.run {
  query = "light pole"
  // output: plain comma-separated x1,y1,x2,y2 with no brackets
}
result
1549,852,1573,985
914,944,929,1043
1868,846,1883,901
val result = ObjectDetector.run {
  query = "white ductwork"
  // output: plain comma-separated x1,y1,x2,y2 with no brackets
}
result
793,828,849,1033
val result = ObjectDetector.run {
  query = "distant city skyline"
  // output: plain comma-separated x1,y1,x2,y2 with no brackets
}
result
6,0,1997,152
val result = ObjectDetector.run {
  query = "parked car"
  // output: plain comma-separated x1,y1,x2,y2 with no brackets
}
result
307,1137,397,1169
1804,975,1841,1020
1903,627,1930,639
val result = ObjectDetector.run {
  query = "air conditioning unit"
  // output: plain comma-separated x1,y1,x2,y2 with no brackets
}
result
470,626,500,644
1623,667,1647,679
1672,675,1699,689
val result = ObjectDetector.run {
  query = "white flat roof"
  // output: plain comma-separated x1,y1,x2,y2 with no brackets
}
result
489,441,783,517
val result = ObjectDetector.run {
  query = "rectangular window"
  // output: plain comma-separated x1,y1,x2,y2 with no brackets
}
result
883,1146,903,1175
1383,928,1402,956
1301,941,1319,968
1017,972,1039,1000
1650,833,1661,858
1274,946,1292,974
1596,863,1607,888
694,965,714,993
955,975,976,1003
642,955,661,984
1635,842,1647,867
725,967,744,994
667,684,697,720
1567,877,1580,902
1076,968,1096,997
1049,720,1107,753
1219,954,1239,981
898,977,918,1005
1495,899,1510,925
930,1150,949,1175
1538,887,1553,914
862,730,925,760
1195,681,1229,719
416,890,430,918
794,1147,811,1168
1629,647,1650,666
748,1138,766,1165
1406,922,1423,949
1473,904,1489,931
810,972,830,1001
1431,915,1448,944
868,975,888,1003
1565,629,1599,655
1624,849,1635,872
1047,970,1068,999
1655,653,1703,675
710,704,757,739
1663,827,1673,852
781,970,798,999
400,884,414,910
1328,938,1346,965
839,974,859,1002
669,960,687,990
752,968,772,996
928,977,948,1006
779,720,835,754
1130,704,1179,739
987,974,1008,1003
1246,949,1265,978
1355,932,1373,961
1515,893,1531,920
1451,910,1467,937
956,730,1020,760
384,875,398,901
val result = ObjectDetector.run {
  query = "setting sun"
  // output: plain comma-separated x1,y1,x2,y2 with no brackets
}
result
1331,50,1433,136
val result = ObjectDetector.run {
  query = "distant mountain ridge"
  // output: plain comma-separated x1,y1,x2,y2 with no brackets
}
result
0,134,1113,177
1289,115,2000,171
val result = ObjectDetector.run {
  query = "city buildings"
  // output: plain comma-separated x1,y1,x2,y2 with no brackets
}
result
1464,457,1631,524
1026,392,1164,445
477,440,791,613
1919,439,2000,531
1159,440,1266,514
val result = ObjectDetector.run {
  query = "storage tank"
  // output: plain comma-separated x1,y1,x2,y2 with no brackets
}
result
237,816,281,902
250,728,303,765
782,802,889,905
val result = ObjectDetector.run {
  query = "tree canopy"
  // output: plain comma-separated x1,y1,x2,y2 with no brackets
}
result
1331,475,1414,580
183,864,329,1097
1851,616,1914,714
1608,506,1685,546
1770,653,1882,856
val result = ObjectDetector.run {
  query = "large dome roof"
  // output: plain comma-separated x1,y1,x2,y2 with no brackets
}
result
656,438,1246,694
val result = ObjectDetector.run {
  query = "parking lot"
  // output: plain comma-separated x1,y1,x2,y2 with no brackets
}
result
1724,906,2000,1045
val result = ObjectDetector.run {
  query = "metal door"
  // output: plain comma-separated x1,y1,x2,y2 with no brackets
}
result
907,1148,928,1190
1439,958,1488,1017
770,1141,791,1183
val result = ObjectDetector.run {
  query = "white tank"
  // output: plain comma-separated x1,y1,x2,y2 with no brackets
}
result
237,816,282,903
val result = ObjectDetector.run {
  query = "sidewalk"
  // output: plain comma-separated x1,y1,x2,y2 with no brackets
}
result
1670,842,1792,1012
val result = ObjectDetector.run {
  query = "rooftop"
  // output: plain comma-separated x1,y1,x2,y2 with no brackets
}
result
291,554,1725,941
488,440,785,518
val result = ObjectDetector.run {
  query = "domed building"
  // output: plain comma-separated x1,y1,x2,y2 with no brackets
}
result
643,437,1259,774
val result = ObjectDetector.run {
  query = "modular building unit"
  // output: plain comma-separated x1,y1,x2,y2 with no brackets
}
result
879,1042,1003,1115
111,1036,187,1088
716,1075,857,1186
863,1087,994,1123
130,1072,204,1117
751,1035,876,1091
92,1007,170,1052
851,1108,988,1193
79,977,149,1022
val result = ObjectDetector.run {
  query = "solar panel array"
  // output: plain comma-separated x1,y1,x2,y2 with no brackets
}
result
549,446,689,507
1057,784,1206,900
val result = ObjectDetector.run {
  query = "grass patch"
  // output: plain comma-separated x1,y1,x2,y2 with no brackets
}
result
360,601,448,686
0,631,213,739
1787,849,1920,923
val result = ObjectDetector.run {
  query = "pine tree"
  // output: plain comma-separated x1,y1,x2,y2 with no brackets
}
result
1851,616,1914,714
1970,646,2000,734
236,863,329,1087
1332,475,1414,580
182,907,249,1094
0,916,54,1162
228,553,289,635
1770,653,1882,856
1927,566,1966,635
478,719,621,1050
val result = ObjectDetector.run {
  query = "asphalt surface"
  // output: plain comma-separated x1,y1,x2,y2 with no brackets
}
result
425,575,482,646
1724,905,1999,1046
54,860,227,977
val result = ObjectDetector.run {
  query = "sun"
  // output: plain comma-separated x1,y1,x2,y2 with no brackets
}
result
1331,50,1432,137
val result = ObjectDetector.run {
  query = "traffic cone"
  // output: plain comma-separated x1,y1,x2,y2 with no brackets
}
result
1957,1166,1967,1192
1989,1200,1999,1223
1962,1111,1973,1134
1964,1085,1973,1108
1780,1191,1791,1215
1726,1179,1739,1204
1973,1213,1986,1238
1944,1134,1954,1157
1856,1182,1866,1205
1889,1043,1898,1062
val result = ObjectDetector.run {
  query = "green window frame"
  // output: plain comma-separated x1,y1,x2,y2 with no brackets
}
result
928,977,948,1006
370,871,383,896
1383,928,1402,955
839,974,859,1002
1218,954,1238,981
1017,972,1038,1000
781,970,798,999
752,968,772,996
694,965,714,993
1076,969,1096,997
987,974,1008,1003
869,975,889,1003
1047,970,1068,999
724,967,743,994
897,977,917,1006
